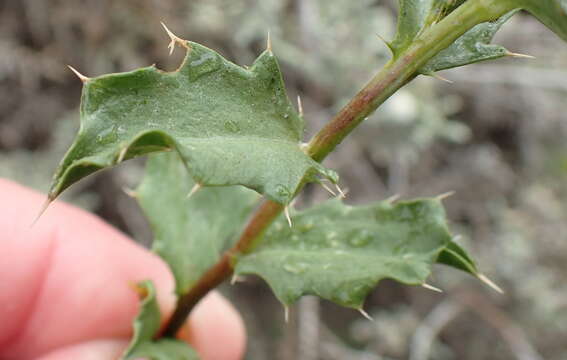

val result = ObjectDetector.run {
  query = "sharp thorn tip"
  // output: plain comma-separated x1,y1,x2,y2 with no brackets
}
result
422,283,443,293
478,274,504,294
358,308,374,321
267,30,272,52
507,51,535,59
67,65,89,82
284,206,293,228
31,197,52,227
187,183,202,199
437,191,456,201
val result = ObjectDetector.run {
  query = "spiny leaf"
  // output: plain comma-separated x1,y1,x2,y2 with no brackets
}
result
49,40,337,205
420,11,517,73
136,152,258,295
235,198,477,308
122,281,198,360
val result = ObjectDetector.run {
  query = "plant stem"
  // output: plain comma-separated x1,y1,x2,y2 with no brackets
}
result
162,0,515,337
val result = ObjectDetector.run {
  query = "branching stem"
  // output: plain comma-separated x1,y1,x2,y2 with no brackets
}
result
162,0,515,337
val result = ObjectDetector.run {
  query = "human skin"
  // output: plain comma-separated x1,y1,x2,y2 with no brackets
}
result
0,179,245,360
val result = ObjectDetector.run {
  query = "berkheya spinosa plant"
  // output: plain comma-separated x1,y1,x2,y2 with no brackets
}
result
39,0,567,358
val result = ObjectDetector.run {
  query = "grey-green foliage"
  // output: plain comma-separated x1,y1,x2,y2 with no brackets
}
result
235,198,476,308
136,152,258,294
48,41,337,205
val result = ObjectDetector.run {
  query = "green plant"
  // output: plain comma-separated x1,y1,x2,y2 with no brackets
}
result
45,0,567,358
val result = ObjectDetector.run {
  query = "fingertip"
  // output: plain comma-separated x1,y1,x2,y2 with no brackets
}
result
179,292,246,360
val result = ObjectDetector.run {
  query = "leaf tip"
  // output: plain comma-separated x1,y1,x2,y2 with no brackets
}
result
478,274,504,294
422,283,444,293
67,65,90,83
161,21,189,56
358,308,374,321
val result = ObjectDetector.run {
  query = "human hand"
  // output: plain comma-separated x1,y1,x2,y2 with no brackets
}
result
0,179,245,360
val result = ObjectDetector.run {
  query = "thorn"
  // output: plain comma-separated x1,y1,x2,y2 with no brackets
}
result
320,182,337,197
386,193,400,204
506,51,535,59
284,205,293,228
230,274,244,285
358,308,374,321
117,147,128,163
422,283,443,293
31,197,52,227
122,187,137,198
161,21,188,56
376,34,394,55
284,305,290,323
430,72,453,84
478,274,504,294
334,183,346,199
67,65,89,83
297,95,304,117
186,183,201,199
437,191,455,201
266,30,272,53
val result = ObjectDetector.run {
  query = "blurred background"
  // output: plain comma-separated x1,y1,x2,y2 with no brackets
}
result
1,1,567,359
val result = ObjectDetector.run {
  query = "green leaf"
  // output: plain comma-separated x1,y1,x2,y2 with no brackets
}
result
390,0,466,56
235,198,474,308
122,281,199,360
420,11,517,73
49,41,337,204
136,152,258,295
437,239,479,275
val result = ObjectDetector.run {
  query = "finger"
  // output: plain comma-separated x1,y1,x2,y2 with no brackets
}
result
181,292,246,360
0,179,245,360
36,339,128,360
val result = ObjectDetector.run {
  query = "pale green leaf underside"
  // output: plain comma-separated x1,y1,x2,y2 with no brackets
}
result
236,198,478,308
49,41,337,204
122,281,198,360
137,152,258,295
